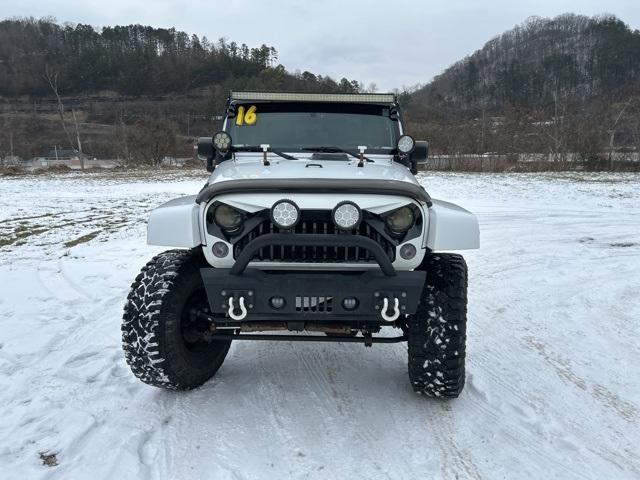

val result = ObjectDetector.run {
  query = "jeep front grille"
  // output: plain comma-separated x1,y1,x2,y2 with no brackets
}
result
233,215,396,263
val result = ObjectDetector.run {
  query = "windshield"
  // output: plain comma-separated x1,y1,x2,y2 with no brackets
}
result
225,102,399,154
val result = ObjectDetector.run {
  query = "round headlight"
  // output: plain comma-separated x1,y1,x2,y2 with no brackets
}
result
271,200,300,229
214,204,243,232
333,201,361,230
397,135,415,154
213,131,232,153
385,206,415,234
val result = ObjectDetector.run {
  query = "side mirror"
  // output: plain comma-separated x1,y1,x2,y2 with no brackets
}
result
411,141,429,163
409,141,429,174
197,137,215,172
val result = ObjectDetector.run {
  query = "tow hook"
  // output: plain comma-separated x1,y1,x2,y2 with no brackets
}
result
228,296,248,321
380,297,400,322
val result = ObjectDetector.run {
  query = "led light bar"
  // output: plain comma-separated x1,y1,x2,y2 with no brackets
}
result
230,91,396,104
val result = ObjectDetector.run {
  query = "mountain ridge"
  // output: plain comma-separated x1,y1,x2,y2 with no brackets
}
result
403,14,640,158
408,13,640,117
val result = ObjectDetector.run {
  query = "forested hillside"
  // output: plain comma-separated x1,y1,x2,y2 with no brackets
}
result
0,18,360,97
405,14,640,161
0,18,360,162
410,14,640,113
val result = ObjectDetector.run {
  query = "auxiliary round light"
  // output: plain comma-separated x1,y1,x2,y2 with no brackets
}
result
212,131,232,153
332,201,361,230
400,243,417,260
212,241,229,258
271,200,300,229
342,297,359,311
385,206,415,234
397,134,416,154
270,296,286,310
214,204,243,232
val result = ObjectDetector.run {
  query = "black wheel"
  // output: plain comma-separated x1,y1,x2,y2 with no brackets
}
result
408,253,468,398
122,249,231,390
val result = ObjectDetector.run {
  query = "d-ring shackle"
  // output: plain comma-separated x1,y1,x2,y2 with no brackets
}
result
381,297,400,322
228,296,248,321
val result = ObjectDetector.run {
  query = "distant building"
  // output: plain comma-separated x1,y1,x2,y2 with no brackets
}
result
30,148,93,169
1,155,22,166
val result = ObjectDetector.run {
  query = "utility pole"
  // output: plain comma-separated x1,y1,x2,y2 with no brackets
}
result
480,109,486,154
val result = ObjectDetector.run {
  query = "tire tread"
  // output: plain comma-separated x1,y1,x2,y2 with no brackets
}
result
121,249,228,390
408,253,468,398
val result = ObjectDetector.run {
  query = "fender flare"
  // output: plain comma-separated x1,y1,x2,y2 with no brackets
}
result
426,199,480,251
147,195,203,248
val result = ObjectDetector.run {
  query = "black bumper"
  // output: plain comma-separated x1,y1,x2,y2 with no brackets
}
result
201,269,426,322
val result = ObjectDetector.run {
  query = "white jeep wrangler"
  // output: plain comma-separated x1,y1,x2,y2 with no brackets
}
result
122,91,479,398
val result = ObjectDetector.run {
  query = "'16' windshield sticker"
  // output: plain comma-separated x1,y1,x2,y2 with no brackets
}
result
235,105,257,126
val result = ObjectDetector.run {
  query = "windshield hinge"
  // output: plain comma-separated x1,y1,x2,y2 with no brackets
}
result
260,144,271,166
357,146,367,167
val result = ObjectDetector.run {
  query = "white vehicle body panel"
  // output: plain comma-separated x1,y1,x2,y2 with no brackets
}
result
147,195,202,248
426,199,480,251
210,153,421,185
146,155,480,260
214,193,415,214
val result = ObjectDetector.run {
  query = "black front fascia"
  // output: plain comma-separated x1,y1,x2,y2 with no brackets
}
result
196,179,432,207
200,269,426,322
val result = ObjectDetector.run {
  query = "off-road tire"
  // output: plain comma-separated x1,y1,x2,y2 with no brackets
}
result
122,249,231,390
408,253,467,398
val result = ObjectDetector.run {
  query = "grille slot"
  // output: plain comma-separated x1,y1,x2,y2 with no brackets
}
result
296,296,333,312
233,213,396,264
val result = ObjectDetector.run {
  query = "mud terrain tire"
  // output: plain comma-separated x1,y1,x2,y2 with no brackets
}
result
408,253,468,398
122,249,231,390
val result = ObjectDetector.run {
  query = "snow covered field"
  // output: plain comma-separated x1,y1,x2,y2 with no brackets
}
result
0,170,639,480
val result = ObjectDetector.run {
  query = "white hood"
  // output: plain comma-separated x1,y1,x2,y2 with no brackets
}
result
208,154,420,186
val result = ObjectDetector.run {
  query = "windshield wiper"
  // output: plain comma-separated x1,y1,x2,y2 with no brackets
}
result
233,145,298,161
301,146,374,163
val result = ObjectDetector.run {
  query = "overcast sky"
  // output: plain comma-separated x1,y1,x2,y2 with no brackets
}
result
3,0,640,91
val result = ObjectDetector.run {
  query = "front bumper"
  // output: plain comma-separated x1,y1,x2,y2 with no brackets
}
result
201,269,426,322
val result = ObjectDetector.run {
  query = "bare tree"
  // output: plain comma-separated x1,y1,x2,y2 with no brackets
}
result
538,91,570,162
627,98,640,157
607,99,632,168
44,67,85,170
118,112,130,166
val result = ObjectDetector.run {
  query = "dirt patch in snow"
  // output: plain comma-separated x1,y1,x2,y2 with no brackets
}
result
39,451,59,467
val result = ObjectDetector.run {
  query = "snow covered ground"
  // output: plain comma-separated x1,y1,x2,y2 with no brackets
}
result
0,170,638,480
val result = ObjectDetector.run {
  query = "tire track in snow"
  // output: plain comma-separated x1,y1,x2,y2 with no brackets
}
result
423,400,483,480
524,336,638,422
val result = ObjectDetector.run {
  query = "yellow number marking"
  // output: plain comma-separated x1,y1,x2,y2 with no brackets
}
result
235,105,257,126
244,105,257,125
235,106,245,126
